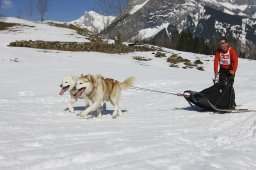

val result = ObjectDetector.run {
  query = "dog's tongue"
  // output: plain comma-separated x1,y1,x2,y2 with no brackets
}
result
59,88,66,95
75,88,85,98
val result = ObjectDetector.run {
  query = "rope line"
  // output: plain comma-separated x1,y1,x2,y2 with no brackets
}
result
130,86,181,96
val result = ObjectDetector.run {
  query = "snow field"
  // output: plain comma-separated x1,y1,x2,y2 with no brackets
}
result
1,17,256,170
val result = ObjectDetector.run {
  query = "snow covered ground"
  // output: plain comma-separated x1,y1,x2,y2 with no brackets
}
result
1,17,256,170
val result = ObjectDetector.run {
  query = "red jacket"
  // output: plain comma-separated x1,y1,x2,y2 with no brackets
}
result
214,46,238,75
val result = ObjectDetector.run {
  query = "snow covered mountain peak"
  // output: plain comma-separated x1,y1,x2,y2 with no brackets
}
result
69,11,116,33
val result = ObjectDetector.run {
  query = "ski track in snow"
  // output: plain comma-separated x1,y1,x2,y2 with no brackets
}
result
1,17,256,170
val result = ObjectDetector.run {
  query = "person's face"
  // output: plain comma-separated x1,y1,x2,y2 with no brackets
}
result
220,40,228,51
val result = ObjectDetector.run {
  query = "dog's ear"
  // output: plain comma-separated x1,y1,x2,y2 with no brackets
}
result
86,74,91,81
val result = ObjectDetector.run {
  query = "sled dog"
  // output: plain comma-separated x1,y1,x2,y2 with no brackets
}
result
75,74,135,118
59,75,91,112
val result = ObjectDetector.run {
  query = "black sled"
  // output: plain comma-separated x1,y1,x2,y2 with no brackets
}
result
184,77,236,113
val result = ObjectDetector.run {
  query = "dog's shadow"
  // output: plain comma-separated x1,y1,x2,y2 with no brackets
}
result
64,106,127,116
64,106,85,111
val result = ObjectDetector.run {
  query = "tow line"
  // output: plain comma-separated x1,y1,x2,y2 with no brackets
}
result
130,86,189,97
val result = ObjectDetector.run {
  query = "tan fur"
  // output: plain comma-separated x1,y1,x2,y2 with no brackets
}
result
75,74,136,118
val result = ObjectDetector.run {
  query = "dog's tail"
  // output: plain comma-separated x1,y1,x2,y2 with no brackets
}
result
120,76,136,90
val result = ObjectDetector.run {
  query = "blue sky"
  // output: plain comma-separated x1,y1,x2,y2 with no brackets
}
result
0,0,99,22
1,0,256,22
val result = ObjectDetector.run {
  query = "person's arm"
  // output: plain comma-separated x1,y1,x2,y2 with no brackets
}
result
230,48,238,75
214,52,220,77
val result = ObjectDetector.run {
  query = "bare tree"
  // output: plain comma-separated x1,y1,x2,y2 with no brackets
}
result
37,0,48,21
26,0,33,20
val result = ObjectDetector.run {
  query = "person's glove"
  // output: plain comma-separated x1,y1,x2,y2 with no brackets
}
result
228,75,235,84
229,70,235,75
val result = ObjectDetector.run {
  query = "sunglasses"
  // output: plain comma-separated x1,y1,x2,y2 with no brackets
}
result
220,42,227,44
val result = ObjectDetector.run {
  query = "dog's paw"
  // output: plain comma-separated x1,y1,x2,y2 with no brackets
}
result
79,111,90,117
112,114,118,119
96,113,102,118
78,112,85,117
118,111,122,116
68,106,75,113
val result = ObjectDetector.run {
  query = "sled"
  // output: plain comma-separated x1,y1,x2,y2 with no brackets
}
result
183,77,238,113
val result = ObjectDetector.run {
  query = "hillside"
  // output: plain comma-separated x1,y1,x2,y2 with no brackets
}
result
102,0,256,58
1,17,256,170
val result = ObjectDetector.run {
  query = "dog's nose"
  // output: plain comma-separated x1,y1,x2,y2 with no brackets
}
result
60,84,63,88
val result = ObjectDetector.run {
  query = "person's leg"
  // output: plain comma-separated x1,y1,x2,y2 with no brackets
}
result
227,71,236,108
232,87,236,107
218,67,229,83
219,68,236,109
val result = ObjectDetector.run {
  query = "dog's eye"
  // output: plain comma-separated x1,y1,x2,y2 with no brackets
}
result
65,81,68,83
80,82,83,84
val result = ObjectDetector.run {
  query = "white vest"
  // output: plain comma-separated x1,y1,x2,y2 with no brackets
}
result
219,47,231,66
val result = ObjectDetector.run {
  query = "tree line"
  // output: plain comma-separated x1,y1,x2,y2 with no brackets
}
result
151,30,256,59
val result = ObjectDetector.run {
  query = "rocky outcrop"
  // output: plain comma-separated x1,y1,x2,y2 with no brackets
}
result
8,40,154,53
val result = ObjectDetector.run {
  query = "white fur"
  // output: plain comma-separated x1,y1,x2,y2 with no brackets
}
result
59,75,92,112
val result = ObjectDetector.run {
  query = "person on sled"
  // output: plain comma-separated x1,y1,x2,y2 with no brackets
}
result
214,36,238,109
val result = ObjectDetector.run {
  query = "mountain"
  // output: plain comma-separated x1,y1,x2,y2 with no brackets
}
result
69,11,116,33
102,0,256,58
